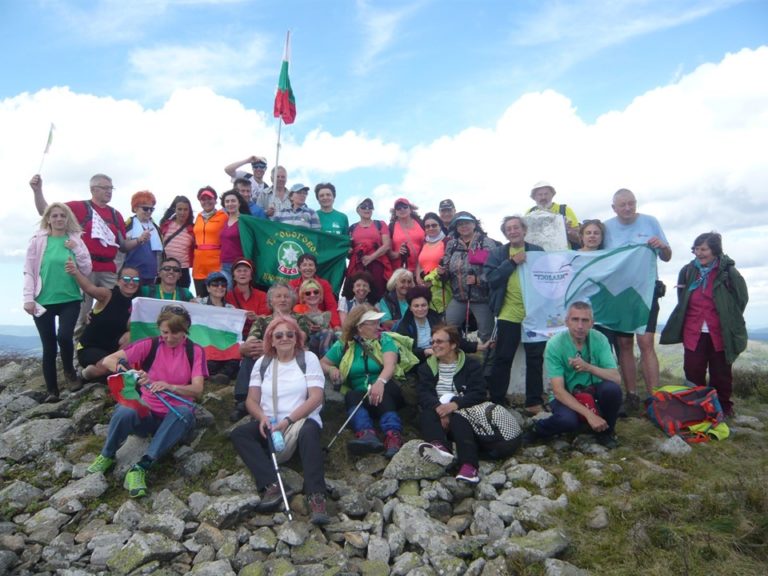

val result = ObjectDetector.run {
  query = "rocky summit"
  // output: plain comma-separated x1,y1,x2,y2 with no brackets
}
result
0,358,766,575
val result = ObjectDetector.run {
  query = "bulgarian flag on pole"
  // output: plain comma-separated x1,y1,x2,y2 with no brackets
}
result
273,31,296,125
130,298,247,362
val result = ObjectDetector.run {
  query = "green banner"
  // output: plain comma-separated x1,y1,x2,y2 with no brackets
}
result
239,216,350,293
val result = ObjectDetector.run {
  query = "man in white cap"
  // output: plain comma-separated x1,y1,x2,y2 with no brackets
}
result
438,199,456,229
526,181,581,248
224,155,269,198
272,184,321,229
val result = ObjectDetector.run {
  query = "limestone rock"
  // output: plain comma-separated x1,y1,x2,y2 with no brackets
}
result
50,473,109,511
190,558,236,575
106,531,185,575
198,494,260,528
0,480,43,511
587,506,609,530
383,440,446,481
544,558,592,575
658,435,693,457
0,418,73,461
485,528,569,563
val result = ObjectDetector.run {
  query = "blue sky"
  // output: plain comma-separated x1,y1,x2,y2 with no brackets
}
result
1,0,767,328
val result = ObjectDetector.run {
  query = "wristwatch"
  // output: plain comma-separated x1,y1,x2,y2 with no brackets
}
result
284,416,294,425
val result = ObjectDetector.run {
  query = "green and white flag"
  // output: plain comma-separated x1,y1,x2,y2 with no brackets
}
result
239,216,350,293
130,297,247,360
520,245,657,341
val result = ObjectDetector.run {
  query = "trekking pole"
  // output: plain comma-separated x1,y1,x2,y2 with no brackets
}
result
142,384,189,423
266,431,293,520
324,384,371,453
482,318,499,373
155,388,198,409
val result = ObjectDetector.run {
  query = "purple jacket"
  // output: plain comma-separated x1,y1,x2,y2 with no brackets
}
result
23,229,92,304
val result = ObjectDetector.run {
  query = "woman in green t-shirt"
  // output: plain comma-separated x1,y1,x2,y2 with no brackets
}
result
23,203,92,402
321,304,405,458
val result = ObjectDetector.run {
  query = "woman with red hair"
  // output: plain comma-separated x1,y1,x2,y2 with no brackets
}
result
124,190,162,286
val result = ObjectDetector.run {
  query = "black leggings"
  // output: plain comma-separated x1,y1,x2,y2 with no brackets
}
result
33,300,80,394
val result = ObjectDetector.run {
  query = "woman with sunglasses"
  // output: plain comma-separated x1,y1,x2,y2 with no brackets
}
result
288,254,341,327
219,189,251,281
388,198,424,275
231,316,330,525
140,257,194,302
345,198,392,302
23,202,92,402
65,263,141,385
85,305,206,499
293,278,339,357
192,186,227,298
123,191,162,287
321,305,406,458
159,195,195,289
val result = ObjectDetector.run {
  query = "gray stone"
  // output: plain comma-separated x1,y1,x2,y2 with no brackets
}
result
475,481,499,501
659,435,693,457
391,551,423,575
193,522,226,550
544,558,592,575
514,494,568,530
385,523,406,557
587,506,609,530
428,553,467,576
446,514,472,533
383,440,446,481
193,544,216,564
277,521,310,546
0,361,23,382
50,473,109,511
0,418,73,461
367,534,390,563
365,478,400,500
470,505,505,540
488,501,516,524
71,400,105,433
0,533,25,554
180,452,214,477
531,466,557,490
215,530,239,560
22,507,70,544
151,488,192,520
498,486,532,506
114,435,151,477
561,471,582,494
486,528,569,563
339,492,373,517
249,526,277,552
732,414,764,429
106,531,185,574
41,531,88,567
198,495,260,528
189,491,212,516
290,537,340,564
113,499,146,530
0,480,43,510
484,471,507,487
0,550,18,575
344,530,369,549
87,525,132,566
190,559,236,575
139,512,186,540
391,502,457,554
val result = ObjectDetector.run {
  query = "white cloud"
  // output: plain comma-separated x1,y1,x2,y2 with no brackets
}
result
354,0,424,75
127,38,269,100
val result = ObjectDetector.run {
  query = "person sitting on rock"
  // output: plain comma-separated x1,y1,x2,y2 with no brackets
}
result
85,305,206,498
230,315,329,525
523,301,622,449
416,324,521,483
321,305,406,458
194,270,240,385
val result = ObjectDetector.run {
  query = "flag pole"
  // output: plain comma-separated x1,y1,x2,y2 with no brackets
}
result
38,123,54,175
272,30,294,193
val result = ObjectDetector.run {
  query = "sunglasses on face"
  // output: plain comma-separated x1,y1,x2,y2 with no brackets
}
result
208,281,227,288
304,289,320,296
251,163,267,169
139,206,155,213
160,266,181,273
359,204,373,210
274,331,296,340
424,223,440,229
121,275,141,284
395,204,409,210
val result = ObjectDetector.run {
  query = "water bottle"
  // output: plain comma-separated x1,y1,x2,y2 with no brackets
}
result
270,418,285,452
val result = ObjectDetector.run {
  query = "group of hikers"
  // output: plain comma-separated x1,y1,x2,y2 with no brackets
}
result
22,158,749,524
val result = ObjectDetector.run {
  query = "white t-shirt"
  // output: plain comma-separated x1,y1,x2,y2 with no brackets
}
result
250,352,325,426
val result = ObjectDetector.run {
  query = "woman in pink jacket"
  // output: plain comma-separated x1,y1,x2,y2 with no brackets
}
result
24,202,92,401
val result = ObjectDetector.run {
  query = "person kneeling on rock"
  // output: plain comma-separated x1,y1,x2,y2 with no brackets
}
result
321,305,407,458
85,305,206,498
523,301,622,449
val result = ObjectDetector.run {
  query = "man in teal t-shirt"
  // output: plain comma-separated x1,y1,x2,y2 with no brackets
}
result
314,182,349,236
527,301,623,449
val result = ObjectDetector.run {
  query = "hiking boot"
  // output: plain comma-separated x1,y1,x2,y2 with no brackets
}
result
69,369,86,392
308,493,330,525
625,392,641,414
456,463,480,484
347,429,384,455
258,482,295,513
44,393,61,404
229,401,248,422
596,433,619,450
63,369,78,384
123,465,147,498
87,454,115,474
417,441,455,467
383,430,403,458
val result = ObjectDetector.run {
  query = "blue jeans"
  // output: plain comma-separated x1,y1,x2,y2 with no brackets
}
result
101,405,195,461
535,380,622,437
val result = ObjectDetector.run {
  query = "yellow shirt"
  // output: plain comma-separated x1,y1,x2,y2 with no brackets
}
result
498,246,525,322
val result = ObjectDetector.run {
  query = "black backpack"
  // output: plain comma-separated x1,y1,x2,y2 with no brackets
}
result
142,336,196,372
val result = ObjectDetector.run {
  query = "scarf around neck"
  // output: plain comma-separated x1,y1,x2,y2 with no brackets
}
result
688,258,718,292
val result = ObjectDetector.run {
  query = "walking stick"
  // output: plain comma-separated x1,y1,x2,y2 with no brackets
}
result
142,384,189,423
324,384,371,453
266,431,293,520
